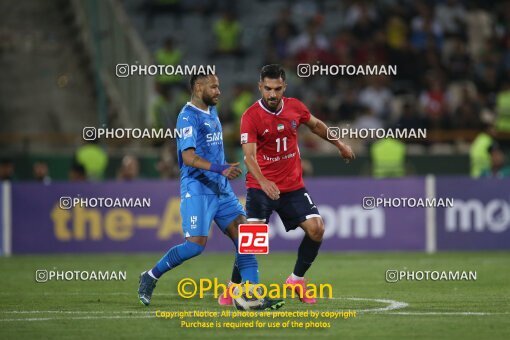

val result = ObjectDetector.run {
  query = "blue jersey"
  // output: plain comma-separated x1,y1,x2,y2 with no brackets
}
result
176,102,231,196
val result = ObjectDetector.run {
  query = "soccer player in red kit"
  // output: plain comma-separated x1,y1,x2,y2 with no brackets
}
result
218,64,355,305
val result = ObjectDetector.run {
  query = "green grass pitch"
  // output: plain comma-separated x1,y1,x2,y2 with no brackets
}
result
0,252,509,339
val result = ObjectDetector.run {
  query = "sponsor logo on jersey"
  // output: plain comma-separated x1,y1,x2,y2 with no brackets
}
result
241,133,248,144
206,132,223,142
262,129,269,136
291,120,297,129
204,121,217,129
277,124,284,132
190,216,198,229
183,126,193,138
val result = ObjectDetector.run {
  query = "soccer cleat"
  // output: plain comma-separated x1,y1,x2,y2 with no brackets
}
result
285,275,317,304
138,271,157,306
218,282,234,306
252,298,285,311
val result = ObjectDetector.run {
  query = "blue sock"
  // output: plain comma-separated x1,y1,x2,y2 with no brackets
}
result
233,238,259,284
151,240,205,279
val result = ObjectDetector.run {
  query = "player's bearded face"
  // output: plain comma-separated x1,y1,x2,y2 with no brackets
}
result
201,75,221,106
259,77,286,111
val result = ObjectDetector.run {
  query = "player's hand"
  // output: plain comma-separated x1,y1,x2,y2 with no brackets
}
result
339,144,355,164
221,162,242,180
260,179,280,200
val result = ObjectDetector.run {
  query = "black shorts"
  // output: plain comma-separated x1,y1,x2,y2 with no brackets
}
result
245,187,321,231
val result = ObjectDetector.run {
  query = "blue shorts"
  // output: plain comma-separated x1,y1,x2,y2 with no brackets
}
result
181,191,245,237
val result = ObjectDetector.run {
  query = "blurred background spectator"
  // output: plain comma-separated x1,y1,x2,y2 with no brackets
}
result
69,162,87,182
74,140,108,181
371,138,406,178
470,117,496,178
32,161,51,184
154,37,185,93
117,155,141,181
480,142,510,178
0,159,15,181
212,11,244,58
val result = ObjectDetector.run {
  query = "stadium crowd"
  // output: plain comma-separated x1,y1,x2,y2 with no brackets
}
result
148,0,510,136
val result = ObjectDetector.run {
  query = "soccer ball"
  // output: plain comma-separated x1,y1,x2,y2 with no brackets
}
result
232,284,264,310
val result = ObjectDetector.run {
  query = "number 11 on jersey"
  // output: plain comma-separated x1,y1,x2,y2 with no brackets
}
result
276,137,287,153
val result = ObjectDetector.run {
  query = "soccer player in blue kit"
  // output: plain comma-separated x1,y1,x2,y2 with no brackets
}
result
138,72,284,310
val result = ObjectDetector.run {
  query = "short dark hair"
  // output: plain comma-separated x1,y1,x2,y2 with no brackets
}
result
189,72,216,91
71,162,86,175
260,64,286,81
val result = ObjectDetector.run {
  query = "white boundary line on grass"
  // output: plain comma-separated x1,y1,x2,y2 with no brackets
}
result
1,295,507,322
340,297,408,312
0,296,405,315
386,312,510,316
0,296,407,322
0,315,155,322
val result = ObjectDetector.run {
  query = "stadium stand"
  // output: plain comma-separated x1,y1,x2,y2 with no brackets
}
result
1,0,510,179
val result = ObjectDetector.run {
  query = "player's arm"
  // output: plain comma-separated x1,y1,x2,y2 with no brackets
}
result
305,115,356,162
242,143,280,200
181,148,242,180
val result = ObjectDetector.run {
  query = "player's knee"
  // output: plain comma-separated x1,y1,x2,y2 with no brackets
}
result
235,214,247,225
308,219,324,241
186,236,207,247
225,215,247,240
183,240,205,259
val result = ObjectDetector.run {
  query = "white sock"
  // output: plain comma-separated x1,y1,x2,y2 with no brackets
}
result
147,270,158,280
291,273,304,281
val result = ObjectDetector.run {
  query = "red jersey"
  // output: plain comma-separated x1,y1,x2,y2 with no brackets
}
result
240,97,311,193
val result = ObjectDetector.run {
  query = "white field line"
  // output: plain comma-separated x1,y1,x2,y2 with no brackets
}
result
0,315,155,322
0,295,507,321
386,312,510,316
339,297,408,312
